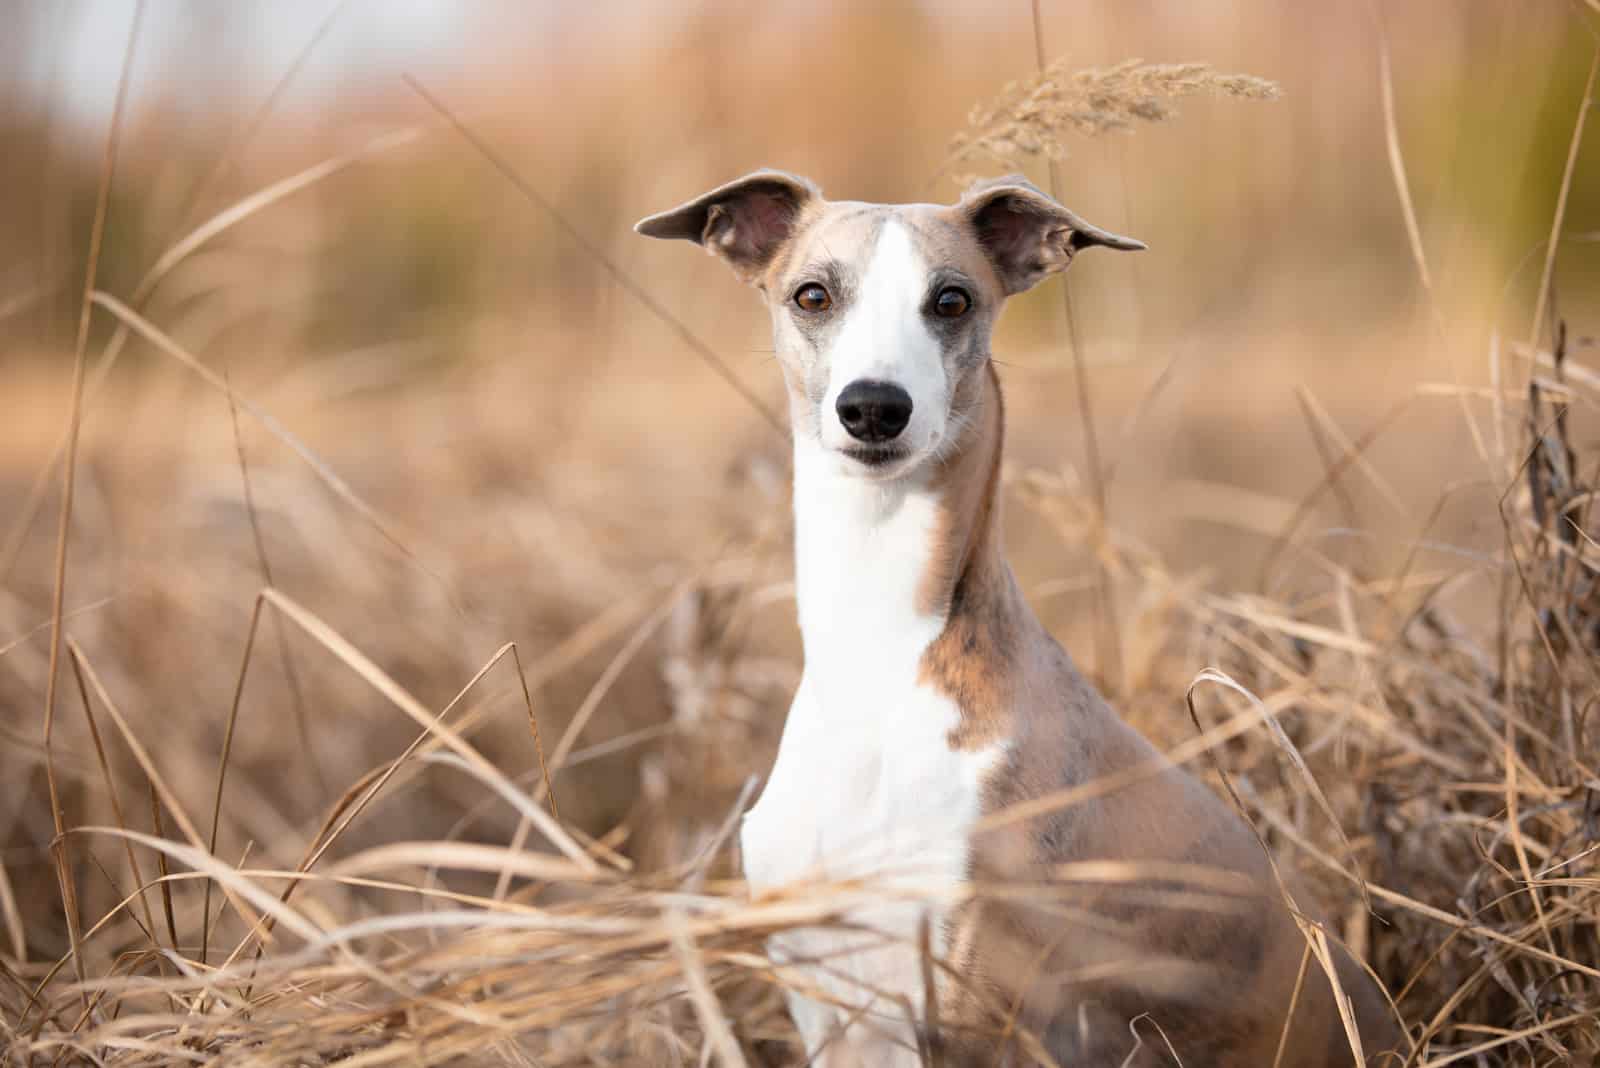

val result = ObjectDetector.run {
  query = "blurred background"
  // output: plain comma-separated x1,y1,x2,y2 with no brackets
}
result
1,0,1597,1039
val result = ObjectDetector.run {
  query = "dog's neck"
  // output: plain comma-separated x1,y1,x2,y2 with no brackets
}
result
791,364,1008,691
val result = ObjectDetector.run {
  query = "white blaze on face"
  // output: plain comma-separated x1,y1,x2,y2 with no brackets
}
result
819,219,949,461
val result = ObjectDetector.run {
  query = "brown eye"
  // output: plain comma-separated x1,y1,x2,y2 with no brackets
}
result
934,286,971,319
793,283,832,313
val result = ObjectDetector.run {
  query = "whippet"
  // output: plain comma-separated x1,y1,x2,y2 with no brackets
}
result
637,172,1401,1066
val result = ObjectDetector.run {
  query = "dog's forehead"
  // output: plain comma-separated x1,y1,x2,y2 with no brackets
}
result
770,200,997,292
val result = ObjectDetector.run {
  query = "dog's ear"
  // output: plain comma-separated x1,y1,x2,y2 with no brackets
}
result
958,175,1144,296
635,170,819,286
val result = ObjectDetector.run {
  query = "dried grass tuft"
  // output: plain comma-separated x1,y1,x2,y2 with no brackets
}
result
946,59,1280,181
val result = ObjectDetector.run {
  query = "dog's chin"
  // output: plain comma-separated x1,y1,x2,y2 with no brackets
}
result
836,444,922,481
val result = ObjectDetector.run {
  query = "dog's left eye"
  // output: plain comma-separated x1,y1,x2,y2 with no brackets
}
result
933,286,971,319
793,283,832,313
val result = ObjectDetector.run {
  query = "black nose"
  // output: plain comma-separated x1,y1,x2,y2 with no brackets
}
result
836,380,913,443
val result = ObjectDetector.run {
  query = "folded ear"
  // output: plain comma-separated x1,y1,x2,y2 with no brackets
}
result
958,175,1145,296
635,170,819,286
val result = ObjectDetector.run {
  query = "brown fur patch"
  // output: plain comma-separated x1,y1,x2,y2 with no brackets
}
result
759,201,887,296
916,362,1018,752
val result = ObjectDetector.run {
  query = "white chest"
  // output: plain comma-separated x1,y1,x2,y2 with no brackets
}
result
741,661,993,891
744,446,997,892
738,445,1002,1058
739,649,997,1060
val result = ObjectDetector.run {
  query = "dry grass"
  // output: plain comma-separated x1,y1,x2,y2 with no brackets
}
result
3,11,1600,1067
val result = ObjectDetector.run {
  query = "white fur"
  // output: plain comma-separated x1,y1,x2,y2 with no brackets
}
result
817,220,951,474
741,436,1001,1065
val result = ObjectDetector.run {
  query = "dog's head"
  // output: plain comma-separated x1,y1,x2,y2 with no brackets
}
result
636,171,1142,480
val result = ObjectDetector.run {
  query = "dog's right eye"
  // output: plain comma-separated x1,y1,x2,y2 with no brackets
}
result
793,284,832,313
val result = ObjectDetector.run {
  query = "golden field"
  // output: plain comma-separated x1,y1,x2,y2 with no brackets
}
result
1,2,1597,1063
